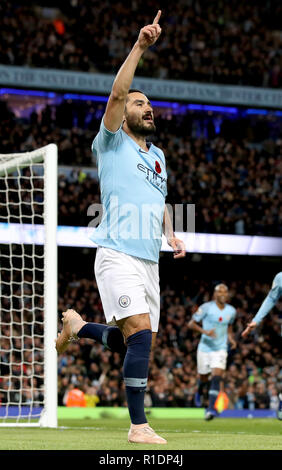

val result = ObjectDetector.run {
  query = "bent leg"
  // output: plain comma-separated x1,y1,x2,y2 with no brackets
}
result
55,309,86,354
78,323,126,354
56,309,126,355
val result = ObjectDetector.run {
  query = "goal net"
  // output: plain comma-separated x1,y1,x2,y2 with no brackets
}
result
0,144,58,427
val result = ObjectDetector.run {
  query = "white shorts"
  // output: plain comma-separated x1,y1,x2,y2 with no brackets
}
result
94,246,160,332
197,349,228,375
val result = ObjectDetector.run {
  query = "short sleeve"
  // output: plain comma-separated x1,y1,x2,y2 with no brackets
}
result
192,304,207,322
91,116,122,156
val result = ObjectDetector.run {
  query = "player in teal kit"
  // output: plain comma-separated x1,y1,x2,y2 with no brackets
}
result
188,284,237,420
56,11,186,444
242,272,282,419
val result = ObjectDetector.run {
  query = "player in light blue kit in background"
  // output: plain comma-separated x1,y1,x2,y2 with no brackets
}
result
242,272,282,420
188,284,237,421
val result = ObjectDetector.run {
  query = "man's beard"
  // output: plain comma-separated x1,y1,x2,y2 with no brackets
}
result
125,114,156,137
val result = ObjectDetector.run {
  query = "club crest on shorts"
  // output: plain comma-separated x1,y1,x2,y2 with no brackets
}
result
118,295,131,308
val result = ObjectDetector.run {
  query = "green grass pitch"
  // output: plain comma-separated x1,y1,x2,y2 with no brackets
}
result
0,418,282,450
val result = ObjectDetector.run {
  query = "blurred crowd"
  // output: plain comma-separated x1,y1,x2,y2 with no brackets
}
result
1,266,281,410
1,98,281,236
1,0,282,88
56,273,282,410
0,244,45,409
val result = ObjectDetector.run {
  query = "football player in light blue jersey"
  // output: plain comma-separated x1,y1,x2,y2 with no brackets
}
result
188,284,237,420
242,272,282,420
56,11,186,445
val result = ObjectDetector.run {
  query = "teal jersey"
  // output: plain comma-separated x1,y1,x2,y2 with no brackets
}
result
90,118,167,263
253,272,282,325
193,301,236,352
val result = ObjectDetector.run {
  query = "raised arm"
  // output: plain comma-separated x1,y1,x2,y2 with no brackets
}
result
104,10,162,133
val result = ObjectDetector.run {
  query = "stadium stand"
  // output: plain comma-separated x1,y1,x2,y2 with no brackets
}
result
0,98,281,236
1,1,282,87
5,268,282,410
1,268,281,410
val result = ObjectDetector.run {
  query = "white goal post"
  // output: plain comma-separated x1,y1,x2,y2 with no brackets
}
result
0,144,58,427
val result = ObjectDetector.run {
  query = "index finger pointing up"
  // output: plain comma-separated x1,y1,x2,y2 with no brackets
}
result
153,10,161,24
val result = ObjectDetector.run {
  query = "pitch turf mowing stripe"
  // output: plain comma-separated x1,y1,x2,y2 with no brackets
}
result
59,418,282,435
0,431,281,450
0,419,282,450
57,406,205,419
58,426,275,437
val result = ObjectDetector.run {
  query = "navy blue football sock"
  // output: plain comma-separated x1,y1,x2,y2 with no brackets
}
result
195,379,208,406
123,329,152,425
208,375,221,411
197,379,207,396
77,323,126,354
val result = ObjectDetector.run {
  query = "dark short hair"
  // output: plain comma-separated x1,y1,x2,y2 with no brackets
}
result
128,89,144,95
126,89,146,103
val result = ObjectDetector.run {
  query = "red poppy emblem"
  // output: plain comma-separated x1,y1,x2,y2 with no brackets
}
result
219,317,223,322
155,161,161,173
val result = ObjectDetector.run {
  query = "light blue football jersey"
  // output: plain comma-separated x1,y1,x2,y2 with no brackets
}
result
253,272,282,325
192,301,236,352
90,117,167,263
